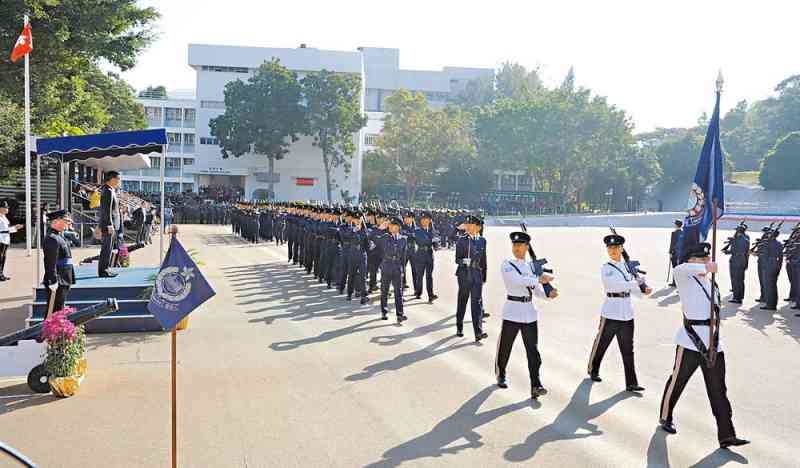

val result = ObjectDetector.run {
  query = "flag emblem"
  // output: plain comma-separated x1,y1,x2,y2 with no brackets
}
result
686,183,706,219
155,266,195,303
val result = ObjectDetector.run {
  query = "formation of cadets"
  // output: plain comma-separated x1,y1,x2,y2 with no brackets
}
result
230,202,483,330
721,220,800,314
227,203,763,449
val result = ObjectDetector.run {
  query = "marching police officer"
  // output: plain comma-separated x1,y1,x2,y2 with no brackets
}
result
724,223,749,304
42,210,76,316
659,242,749,449
495,231,557,399
455,214,488,342
760,229,782,311
411,211,439,303
587,234,651,392
377,216,408,323
668,220,683,287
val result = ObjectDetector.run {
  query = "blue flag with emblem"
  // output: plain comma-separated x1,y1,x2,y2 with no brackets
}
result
148,236,215,330
678,85,725,262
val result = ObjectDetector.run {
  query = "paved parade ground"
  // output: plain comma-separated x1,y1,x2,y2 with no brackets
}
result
1,222,798,467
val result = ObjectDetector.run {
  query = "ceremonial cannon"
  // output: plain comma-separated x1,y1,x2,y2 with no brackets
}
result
0,299,119,393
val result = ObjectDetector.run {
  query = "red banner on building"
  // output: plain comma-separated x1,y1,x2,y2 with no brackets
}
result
295,178,315,186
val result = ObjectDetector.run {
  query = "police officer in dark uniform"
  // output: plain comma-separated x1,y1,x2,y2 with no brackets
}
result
455,214,488,342
401,210,416,290
760,229,783,311
376,216,408,323
753,225,772,303
411,211,439,303
42,210,76,315
724,223,749,304
668,220,683,287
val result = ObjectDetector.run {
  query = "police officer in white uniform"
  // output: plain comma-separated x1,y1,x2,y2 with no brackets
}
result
659,242,750,449
494,231,558,399
0,200,24,281
587,234,651,392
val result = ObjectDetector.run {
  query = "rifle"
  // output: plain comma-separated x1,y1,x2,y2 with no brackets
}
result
609,226,649,293
721,221,747,255
520,223,555,297
749,222,776,254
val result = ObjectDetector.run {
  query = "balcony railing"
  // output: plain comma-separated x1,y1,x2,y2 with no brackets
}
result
165,119,182,127
182,144,195,153
147,117,162,127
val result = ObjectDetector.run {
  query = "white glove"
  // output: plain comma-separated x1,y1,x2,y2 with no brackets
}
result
432,237,441,243
461,258,471,265
48,283,58,291
369,241,376,251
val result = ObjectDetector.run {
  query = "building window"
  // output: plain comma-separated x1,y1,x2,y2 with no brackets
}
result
182,183,194,193
149,156,161,168
183,133,195,153
183,158,194,166
200,100,226,109
201,65,249,73
364,133,379,146
183,108,196,124
165,108,182,127
167,132,181,146
144,106,162,126
166,157,181,169
517,175,533,190
165,182,180,193
122,180,141,192
142,181,160,193
501,174,516,190
200,137,219,145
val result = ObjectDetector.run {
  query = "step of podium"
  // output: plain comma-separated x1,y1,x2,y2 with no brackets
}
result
29,266,163,333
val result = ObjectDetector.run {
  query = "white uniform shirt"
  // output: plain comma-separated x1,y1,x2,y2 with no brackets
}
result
0,214,19,245
600,260,641,321
501,258,547,323
673,263,723,352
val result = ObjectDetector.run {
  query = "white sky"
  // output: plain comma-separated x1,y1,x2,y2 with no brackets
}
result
121,0,798,133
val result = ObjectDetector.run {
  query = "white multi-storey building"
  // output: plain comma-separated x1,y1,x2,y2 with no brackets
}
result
130,45,495,201
122,91,196,193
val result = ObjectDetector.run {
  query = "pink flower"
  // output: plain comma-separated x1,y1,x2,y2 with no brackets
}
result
41,308,78,343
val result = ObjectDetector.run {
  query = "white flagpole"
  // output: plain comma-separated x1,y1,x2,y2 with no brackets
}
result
23,15,32,258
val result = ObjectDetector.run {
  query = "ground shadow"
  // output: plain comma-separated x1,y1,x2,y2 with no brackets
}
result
84,331,162,351
504,379,634,462
269,317,396,351
689,448,748,468
370,315,456,347
0,383,56,416
346,334,472,382
201,233,250,246
646,426,671,467
366,385,534,467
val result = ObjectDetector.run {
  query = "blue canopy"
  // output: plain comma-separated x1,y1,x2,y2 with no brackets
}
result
35,129,167,171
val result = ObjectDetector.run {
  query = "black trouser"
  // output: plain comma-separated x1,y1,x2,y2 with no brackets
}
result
757,260,766,300
730,261,746,301
0,243,8,276
787,262,796,300
495,320,542,387
288,235,294,261
380,263,404,316
47,285,71,316
660,347,736,442
412,251,434,299
98,230,118,274
793,263,800,304
764,265,780,308
367,253,381,290
456,269,484,338
587,317,638,386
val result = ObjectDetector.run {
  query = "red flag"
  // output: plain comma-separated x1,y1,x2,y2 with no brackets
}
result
11,23,33,63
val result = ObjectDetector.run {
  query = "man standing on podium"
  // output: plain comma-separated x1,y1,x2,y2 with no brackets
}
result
98,171,123,278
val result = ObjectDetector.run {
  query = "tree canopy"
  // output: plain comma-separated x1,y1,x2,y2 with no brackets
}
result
759,131,800,190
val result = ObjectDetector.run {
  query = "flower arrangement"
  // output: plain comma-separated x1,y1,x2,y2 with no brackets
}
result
118,243,130,268
42,308,86,379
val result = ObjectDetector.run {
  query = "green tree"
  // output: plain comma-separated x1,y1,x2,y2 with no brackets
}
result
0,96,23,181
209,59,306,198
362,150,400,195
759,132,800,190
302,70,367,203
375,90,475,202
138,85,168,99
496,62,543,100
452,75,496,108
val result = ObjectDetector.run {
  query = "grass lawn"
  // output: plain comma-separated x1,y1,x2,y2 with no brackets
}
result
730,171,760,185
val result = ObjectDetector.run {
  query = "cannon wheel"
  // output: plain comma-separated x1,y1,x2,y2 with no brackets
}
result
27,364,51,394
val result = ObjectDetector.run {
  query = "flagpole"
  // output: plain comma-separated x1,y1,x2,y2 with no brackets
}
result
23,15,32,258
708,72,724,368
171,325,177,468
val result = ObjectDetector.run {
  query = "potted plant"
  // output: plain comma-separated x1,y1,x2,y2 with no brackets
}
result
42,308,87,397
